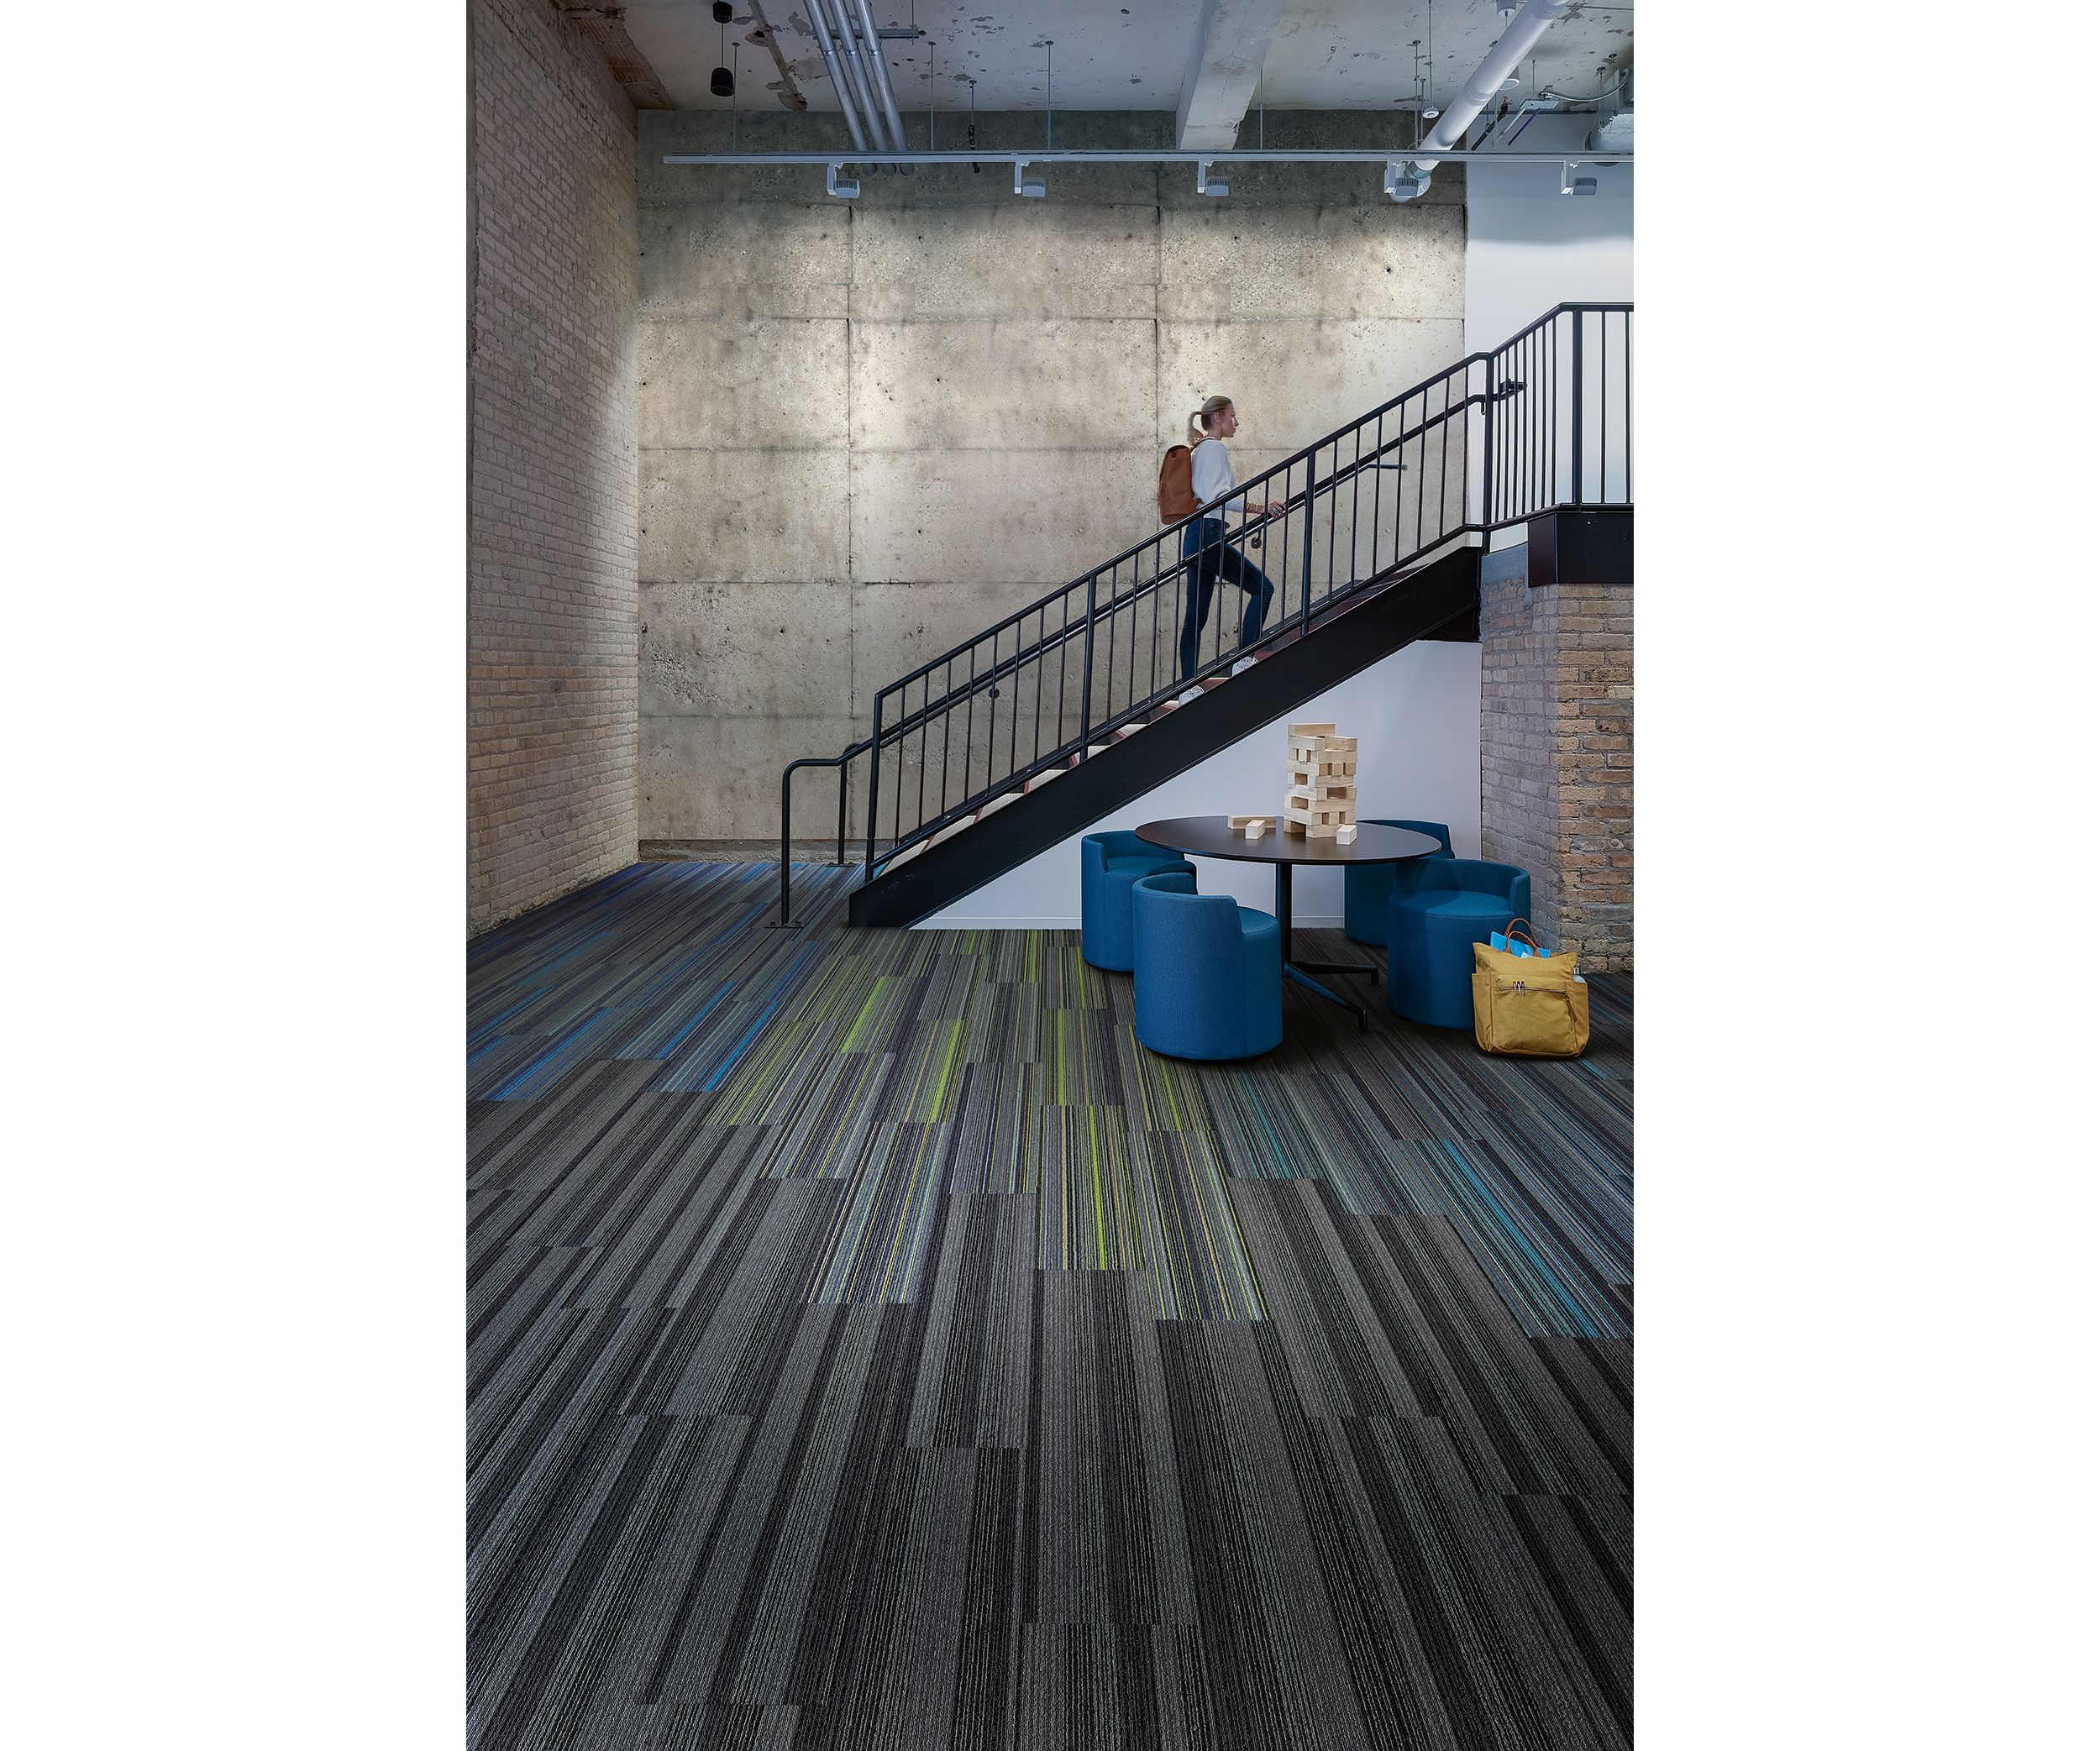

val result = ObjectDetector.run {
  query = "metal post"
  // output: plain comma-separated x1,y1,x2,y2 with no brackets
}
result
1299,448,1319,631
835,761,850,866
1571,310,1585,506
779,761,795,925
1481,360,1495,532
1077,572,1096,759
864,703,883,875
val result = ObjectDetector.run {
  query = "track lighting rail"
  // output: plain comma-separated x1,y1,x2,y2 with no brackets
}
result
663,149,1630,166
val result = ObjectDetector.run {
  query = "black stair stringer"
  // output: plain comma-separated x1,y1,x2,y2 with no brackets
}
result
846,545,1480,927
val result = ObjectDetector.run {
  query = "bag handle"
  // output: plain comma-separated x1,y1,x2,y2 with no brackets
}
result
1504,917,1541,954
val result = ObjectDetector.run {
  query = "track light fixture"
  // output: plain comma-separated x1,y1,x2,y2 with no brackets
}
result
826,162,860,199
1014,160,1046,198
1383,160,1428,203
1196,160,1229,197
1558,161,1597,197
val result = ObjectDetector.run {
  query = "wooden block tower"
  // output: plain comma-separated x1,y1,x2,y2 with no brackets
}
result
1283,722,1358,841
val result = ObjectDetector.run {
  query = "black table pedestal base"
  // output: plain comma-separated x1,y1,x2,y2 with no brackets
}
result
1277,866,1378,1030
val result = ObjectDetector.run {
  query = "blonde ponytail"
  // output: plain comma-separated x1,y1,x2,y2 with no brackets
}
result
1189,395,1233,446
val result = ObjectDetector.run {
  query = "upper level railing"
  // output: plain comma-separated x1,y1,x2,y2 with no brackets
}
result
773,303,1632,922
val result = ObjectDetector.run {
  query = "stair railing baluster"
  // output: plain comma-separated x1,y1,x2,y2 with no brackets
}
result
1482,359,1495,536
1274,461,1291,636
961,642,976,805
1006,623,1021,785
1372,411,1385,579
1299,448,1318,632
891,689,906,859
1077,572,1095,760
1437,371,1451,540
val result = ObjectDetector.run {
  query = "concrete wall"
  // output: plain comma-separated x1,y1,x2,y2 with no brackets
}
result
916,638,1482,929
634,110,1466,843
468,0,640,934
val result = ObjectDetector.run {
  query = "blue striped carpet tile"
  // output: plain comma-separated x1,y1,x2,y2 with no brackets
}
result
467,864,860,1104
467,866,1637,1749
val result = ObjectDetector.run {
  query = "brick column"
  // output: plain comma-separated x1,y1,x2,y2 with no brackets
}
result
468,0,641,934
1478,543,1633,971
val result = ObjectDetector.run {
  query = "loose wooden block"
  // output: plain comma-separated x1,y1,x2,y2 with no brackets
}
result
1336,824,1357,844
1288,722,1336,738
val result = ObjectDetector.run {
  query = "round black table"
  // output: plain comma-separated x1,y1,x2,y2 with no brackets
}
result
1134,816,1443,1028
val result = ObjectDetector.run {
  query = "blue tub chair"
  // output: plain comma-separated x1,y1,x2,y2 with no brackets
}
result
1131,871,1283,1061
1385,859,1533,1029
1080,831,1197,972
1342,819,1455,946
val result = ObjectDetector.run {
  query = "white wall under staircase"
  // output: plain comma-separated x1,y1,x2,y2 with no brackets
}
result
913,639,1483,929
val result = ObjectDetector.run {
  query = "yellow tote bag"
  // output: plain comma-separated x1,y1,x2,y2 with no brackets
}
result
1471,923,1590,1058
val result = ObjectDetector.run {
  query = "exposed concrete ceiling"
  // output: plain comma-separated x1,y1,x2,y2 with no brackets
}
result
617,1,1634,120
1178,1,1294,151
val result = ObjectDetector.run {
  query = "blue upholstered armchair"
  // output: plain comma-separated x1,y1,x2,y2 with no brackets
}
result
1342,819,1455,946
1079,831,1197,972
1385,858,1533,1029
1130,872,1283,1060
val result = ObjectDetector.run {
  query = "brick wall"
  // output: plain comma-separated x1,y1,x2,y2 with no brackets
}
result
468,0,639,933
1479,548,1634,971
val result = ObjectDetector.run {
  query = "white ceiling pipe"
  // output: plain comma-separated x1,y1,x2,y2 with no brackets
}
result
803,0,870,155
847,0,911,155
1393,0,1572,200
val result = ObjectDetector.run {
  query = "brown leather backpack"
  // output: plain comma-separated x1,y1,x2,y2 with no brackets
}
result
1158,445,1199,525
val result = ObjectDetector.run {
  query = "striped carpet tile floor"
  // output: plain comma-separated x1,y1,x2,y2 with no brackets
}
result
469,862,1632,1750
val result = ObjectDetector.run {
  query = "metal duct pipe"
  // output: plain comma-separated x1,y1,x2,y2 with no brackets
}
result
816,0,891,160
803,0,869,155
810,0,882,159
1393,0,1572,200
848,0,911,154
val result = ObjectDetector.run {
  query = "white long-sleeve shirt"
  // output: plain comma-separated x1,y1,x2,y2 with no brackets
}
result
1189,438,1247,522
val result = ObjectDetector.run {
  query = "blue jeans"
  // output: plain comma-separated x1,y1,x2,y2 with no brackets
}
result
1178,518,1276,681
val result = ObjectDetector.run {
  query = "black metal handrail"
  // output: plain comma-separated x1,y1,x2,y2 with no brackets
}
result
770,303,1632,921
770,742,869,929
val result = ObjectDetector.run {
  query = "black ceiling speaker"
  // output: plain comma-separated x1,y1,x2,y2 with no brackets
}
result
711,3,735,97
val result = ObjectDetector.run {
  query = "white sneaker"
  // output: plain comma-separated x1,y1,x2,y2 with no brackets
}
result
1231,657,1257,676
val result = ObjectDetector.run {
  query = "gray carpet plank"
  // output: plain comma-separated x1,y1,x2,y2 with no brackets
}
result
465,865,1635,1750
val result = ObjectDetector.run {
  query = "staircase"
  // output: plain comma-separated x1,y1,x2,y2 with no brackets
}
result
773,303,1634,930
